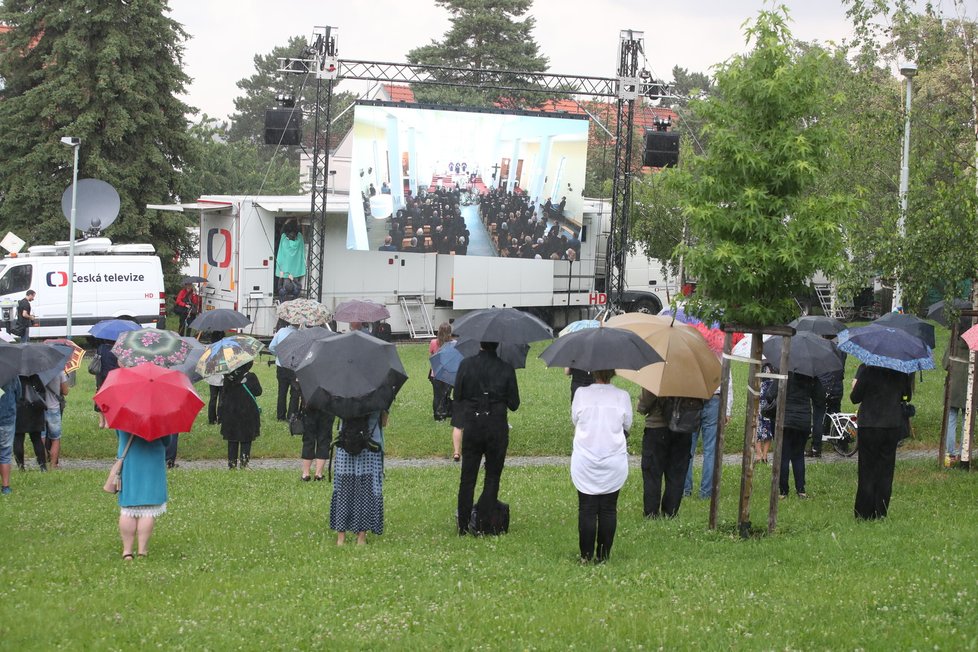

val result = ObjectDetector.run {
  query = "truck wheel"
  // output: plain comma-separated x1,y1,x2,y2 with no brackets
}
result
630,297,662,315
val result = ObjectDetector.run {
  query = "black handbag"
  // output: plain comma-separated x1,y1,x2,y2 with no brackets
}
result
87,353,102,375
289,412,304,436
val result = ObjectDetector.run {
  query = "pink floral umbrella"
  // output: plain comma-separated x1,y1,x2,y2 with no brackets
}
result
111,328,193,368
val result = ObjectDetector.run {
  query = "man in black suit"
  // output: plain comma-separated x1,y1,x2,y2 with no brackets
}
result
454,342,520,534
378,235,398,252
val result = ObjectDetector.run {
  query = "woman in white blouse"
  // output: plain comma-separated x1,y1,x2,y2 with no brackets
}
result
570,369,633,563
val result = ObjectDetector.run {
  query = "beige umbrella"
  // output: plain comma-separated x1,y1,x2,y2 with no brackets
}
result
605,313,721,399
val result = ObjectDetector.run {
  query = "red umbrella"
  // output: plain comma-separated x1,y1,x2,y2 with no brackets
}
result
94,363,204,441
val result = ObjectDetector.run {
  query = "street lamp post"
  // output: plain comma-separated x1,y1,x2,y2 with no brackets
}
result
60,136,80,338
893,62,916,312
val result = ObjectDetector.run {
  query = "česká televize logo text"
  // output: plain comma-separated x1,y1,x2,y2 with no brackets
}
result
46,271,146,286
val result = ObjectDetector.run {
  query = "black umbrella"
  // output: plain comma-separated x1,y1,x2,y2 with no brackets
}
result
789,315,845,336
274,326,337,370
189,308,251,332
294,330,408,418
872,312,936,349
0,341,22,387
181,275,207,284
455,337,530,369
763,331,844,378
451,307,553,344
926,299,972,328
539,326,664,372
17,343,69,377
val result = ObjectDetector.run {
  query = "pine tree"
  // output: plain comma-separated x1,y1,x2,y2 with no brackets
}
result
405,0,550,108
0,0,198,277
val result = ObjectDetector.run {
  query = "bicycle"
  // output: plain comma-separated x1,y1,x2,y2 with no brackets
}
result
824,412,858,457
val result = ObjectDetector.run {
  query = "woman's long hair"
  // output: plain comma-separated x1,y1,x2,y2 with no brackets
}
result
436,322,453,346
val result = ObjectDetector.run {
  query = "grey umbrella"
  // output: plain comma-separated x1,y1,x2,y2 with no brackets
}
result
189,308,251,332
789,315,845,336
274,326,337,370
451,307,553,344
295,330,408,418
539,326,663,372
763,331,844,378
926,298,971,328
455,337,530,369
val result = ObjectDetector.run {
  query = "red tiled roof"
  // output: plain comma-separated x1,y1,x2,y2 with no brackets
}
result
382,84,416,103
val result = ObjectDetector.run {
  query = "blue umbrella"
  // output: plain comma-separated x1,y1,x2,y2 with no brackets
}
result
430,341,464,386
90,318,141,342
837,325,935,373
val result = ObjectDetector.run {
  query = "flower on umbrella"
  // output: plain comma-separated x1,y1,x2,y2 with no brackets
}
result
140,331,161,346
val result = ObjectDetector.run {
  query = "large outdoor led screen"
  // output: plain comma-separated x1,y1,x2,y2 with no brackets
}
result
347,101,590,260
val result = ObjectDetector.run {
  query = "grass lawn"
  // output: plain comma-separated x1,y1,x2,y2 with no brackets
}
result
2,459,978,649
58,321,953,461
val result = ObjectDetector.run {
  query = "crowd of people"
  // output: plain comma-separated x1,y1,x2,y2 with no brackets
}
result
379,187,472,255
477,187,581,261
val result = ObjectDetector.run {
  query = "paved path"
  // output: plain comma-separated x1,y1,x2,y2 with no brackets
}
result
47,449,938,472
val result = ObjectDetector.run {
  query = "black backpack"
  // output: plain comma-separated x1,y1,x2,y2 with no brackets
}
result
334,415,380,456
328,414,382,481
664,397,705,434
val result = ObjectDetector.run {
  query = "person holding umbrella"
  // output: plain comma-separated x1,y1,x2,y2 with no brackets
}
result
428,322,454,422
762,371,824,499
92,336,120,429
219,361,262,469
454,341,520,535
95,363,204,559
173,281,200,337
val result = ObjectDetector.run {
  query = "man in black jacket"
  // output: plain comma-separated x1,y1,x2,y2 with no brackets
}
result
454,342,520,534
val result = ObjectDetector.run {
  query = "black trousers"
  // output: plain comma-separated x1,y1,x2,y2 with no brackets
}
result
457,412,508,533
301,410,334,460
14,431,45,468
228,441,253,467
855,426,900,519
578,490,620,562
430,376,452,420
780,427,807,495
276,366,299,420
208,385,222,424
641,426,692,518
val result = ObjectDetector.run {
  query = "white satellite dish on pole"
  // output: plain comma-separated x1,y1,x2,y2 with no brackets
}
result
61,179,120,236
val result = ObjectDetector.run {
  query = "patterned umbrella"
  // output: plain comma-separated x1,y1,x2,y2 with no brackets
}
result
112,328,193,368
195,335,264,377
332,299,391,323
276,298,332,327
43,338,85,374
837,325,935,373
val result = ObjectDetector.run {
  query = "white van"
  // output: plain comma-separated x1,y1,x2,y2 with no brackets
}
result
0,238,166,339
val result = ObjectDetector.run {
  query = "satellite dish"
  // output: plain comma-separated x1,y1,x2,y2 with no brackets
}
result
61,179,120,235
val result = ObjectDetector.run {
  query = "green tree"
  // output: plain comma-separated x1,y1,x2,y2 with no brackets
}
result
406,0,550,108
228,35,356,150
183,117,300,198
0,0,197,280
676,7,857,326
839,1,978,312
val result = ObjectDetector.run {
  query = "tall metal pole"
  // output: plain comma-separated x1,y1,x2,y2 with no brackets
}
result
893,62,916,312
66,141,80,339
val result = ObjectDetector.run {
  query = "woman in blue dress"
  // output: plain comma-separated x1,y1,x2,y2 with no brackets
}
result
330,411,385,546
116,430,169,560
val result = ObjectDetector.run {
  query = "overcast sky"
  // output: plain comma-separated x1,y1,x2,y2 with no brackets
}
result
165,0,950,121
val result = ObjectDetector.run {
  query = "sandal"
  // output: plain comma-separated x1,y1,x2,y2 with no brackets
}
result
301,475,311,482
137,553,148,558
453,453,461,462
122,553,134,561
313,475,324,481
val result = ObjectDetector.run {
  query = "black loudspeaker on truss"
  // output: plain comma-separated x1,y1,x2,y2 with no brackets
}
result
264,108,303,146
643,131,679,168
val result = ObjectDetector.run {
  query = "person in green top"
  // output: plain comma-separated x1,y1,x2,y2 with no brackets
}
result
276,220,306,302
